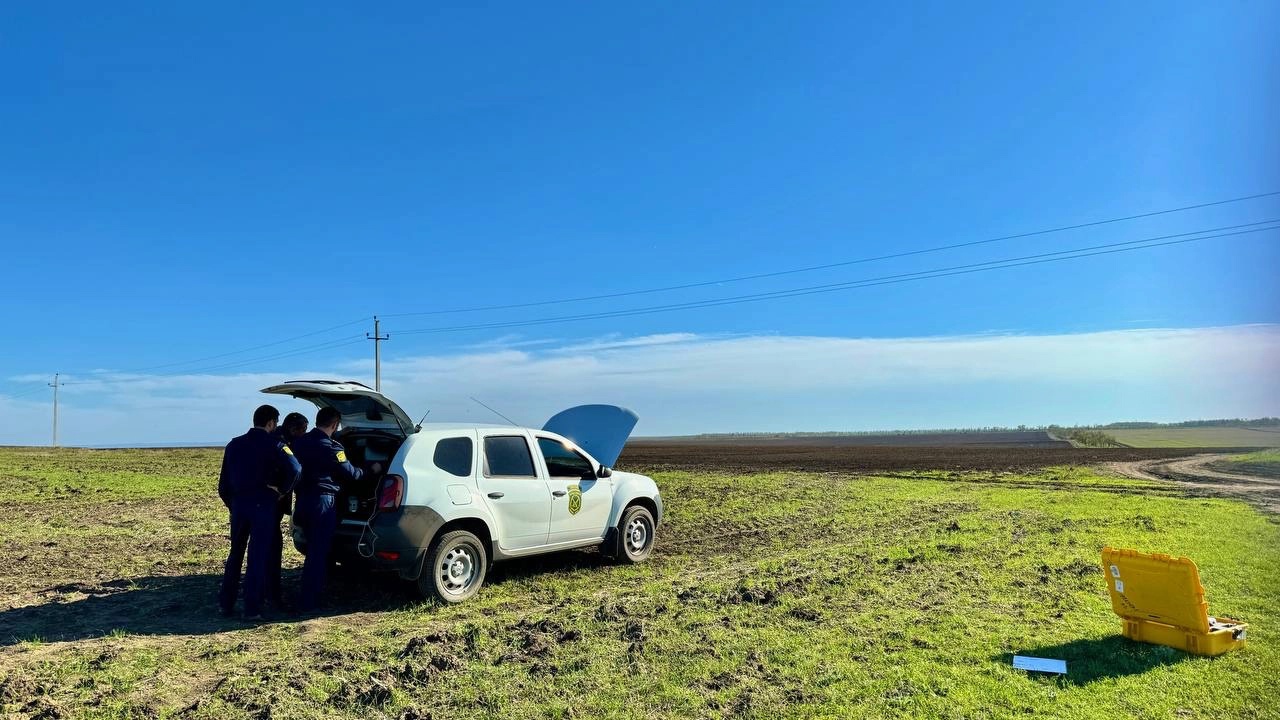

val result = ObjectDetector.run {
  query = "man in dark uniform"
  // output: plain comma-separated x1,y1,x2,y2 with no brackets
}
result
218,404,302,620
265,412,309,608
293,406,381,612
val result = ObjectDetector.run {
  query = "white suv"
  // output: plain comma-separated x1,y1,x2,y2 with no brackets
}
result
261,380,663,603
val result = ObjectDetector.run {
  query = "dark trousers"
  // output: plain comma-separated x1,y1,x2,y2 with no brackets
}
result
265,510,286,604
218,499,277,616
218,506,250,613
298,493,337,611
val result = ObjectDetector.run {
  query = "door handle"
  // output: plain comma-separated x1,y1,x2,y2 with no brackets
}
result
487,492,505,499
551,489,567,497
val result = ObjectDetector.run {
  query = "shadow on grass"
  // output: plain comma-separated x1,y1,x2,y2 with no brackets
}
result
485,547,613,585
998,636,1194,684
0,568,406,647
0,549,615,647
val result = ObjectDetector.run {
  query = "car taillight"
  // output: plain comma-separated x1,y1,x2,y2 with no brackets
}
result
378,474,404,511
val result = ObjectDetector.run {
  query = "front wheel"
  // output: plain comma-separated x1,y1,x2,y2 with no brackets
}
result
417,530,488,603
616,506,656,563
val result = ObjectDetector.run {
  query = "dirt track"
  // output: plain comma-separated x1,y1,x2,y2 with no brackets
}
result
1107,453,1280,513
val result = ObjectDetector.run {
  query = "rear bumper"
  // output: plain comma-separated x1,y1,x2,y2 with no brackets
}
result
292,506,447,579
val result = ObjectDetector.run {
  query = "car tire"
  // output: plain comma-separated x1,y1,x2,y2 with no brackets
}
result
417,530,488,603
616,505,656,563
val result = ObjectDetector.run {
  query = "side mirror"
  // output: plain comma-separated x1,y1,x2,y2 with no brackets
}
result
597,465,613,479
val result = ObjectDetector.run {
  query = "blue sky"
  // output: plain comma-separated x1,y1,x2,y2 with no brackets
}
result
1,2,1277,444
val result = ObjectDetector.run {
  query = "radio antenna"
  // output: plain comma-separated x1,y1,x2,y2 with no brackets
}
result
470,397,519,426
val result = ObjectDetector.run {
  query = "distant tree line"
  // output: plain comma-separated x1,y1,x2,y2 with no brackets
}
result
1045,426,1122,448
1088,418,1280,429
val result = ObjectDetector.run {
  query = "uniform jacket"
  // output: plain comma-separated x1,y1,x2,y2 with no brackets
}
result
218,427,302,507
271,428,304,515
293,427,364,496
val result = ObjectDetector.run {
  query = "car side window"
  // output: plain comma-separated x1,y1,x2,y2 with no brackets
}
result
483,436,537,478
537,437,594,478
433,436,473,477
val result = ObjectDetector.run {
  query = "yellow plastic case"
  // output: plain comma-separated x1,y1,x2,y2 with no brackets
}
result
1101,547,1247,656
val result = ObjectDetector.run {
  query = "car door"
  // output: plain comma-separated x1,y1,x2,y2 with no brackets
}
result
478,432,552,551
537,434,614,544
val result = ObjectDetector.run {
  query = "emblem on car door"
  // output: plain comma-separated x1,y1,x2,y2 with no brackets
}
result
567,484,582,515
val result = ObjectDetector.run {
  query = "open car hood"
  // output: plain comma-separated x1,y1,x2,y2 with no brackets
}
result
542,404,638,467
260,380,415,437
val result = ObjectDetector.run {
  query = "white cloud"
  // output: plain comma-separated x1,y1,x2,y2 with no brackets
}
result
547,332,703,354
2,325,1277,446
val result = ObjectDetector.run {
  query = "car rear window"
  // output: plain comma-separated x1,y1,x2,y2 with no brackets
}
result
433,436,473,477
483,436,537,477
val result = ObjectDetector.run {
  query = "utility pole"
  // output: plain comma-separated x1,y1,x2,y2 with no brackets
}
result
49,373,63,447
367,316,389,392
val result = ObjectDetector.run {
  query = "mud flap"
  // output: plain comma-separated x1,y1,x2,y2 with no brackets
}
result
602,526,621,559
400,551,427,582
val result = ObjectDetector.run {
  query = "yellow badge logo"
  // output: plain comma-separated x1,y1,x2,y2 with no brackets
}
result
283,446,294,456
567,484,582,515
336,451,347,463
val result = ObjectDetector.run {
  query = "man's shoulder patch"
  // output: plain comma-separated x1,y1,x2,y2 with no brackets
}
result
283,445,294,456
336,450,347,463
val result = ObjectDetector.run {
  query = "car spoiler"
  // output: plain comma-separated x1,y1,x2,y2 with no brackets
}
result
542,404,639,468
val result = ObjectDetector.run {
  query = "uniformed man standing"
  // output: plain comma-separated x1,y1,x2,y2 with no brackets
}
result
293,407,381,612
218,404,302,620
266,412,309,608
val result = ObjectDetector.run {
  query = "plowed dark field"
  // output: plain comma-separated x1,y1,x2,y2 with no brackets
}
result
618,441,1227,473
643,430,1070,447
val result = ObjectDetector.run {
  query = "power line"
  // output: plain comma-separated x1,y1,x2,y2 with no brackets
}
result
397,222,1278,335
60,336,367,387
394,221,1280,336
84,316,372,374
382,191,1280,319
8,194,1278,396
167,336,368,376
4,317,373,397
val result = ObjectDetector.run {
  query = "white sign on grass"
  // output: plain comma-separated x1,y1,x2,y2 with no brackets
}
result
1012,655,1068,675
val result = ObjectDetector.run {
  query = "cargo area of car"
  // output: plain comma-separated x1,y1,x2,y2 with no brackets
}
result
333,428,405,522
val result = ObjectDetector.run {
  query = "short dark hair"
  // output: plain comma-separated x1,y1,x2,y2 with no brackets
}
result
316,407,341,429
253,404,280,428
283,412,309,433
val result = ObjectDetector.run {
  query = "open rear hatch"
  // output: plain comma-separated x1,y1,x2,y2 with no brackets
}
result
262,380,415,526
260,380,415,437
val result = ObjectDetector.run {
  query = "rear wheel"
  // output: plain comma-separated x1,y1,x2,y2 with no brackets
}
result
616,506,656,563
417,530,487,603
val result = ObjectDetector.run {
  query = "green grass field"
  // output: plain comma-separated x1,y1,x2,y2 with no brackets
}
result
1108,427,1280,448
1217,449,1280,480
1,448,1277,719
